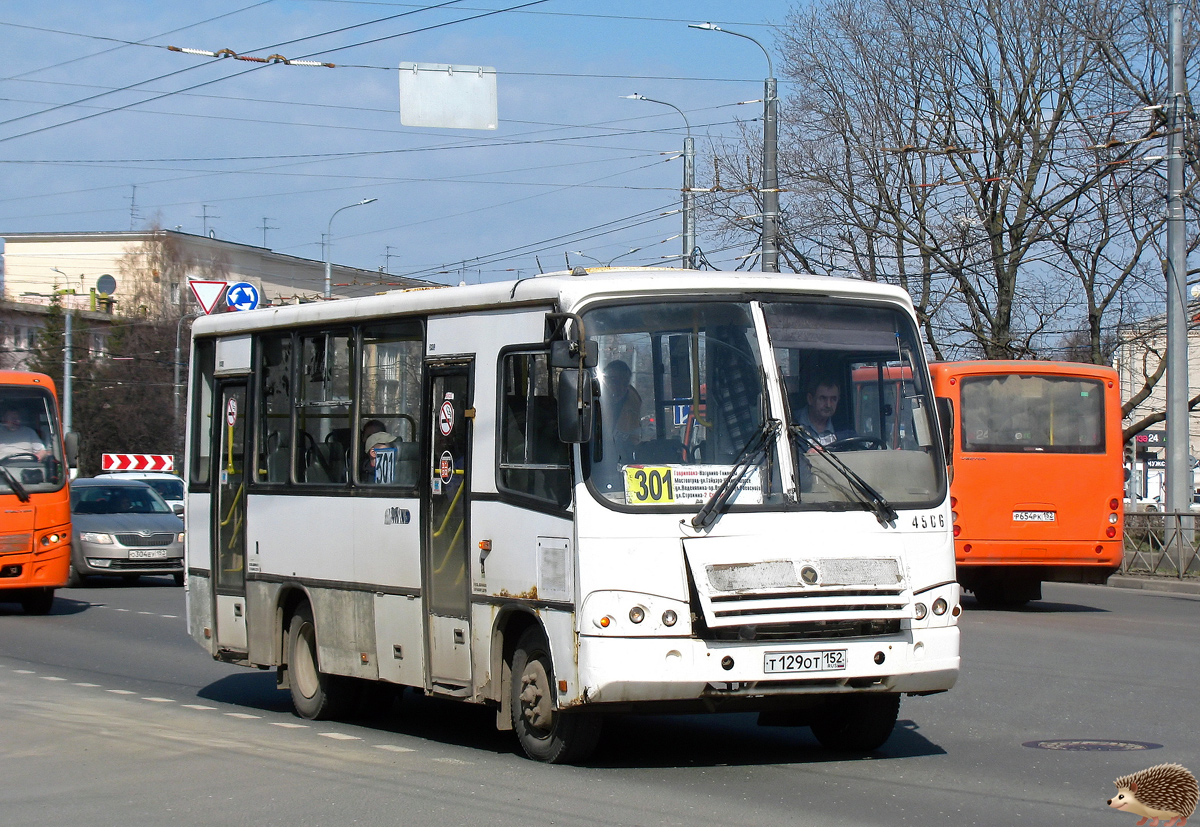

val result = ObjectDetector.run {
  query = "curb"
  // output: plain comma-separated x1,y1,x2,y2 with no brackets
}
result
1106,574,1200,596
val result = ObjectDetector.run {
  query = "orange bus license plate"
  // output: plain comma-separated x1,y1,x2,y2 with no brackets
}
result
1013,511,1055,522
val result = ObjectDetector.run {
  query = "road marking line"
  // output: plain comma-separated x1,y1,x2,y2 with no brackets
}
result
270,722,309,729
40,676,67,681
161,615,178,619
319,732,360,740
137,611,154,615
225,712,260,719
107,689,136,695
143,697,174,703
182,704,216,710
15,669,35,674
74,682,101,687
114,608,130,612
432,757,472,765
374,745,415,753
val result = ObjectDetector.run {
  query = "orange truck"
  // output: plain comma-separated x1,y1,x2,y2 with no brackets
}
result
0,370,75,614
930,361,1124,606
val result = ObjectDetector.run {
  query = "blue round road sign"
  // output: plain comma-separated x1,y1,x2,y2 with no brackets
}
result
226,281,260,311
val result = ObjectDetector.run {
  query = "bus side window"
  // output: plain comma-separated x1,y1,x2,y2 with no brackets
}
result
358,321,423,487
257,332,293,484
498,351,571,507
295,331,352,485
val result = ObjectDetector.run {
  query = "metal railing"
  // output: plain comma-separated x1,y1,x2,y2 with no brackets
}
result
1122,510,1200,577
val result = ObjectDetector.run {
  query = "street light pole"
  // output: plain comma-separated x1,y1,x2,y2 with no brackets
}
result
622,94,695,268
689,22,779,272
324,198,377,299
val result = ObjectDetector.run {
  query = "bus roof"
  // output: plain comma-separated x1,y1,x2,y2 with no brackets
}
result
0,370,59,394
930,360,1117,381
190,268,918,337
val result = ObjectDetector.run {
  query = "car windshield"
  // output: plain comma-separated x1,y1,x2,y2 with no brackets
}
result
761,300,945,509
582,301,779,508
144,478,185,500
0,385,67,494
72,485,173,515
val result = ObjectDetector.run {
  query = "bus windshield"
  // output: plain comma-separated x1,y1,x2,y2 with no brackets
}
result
582,298,944,512
762,301,943,509
0,386,67,495
959,374,1105,453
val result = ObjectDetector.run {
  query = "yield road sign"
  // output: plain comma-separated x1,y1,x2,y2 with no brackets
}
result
189,281,228,314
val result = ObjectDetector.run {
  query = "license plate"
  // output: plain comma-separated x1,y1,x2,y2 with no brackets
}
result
763,650,847,674
1013,511,1055,522
127,549,168,560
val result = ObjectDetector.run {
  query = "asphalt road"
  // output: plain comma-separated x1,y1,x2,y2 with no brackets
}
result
1,579,1197,827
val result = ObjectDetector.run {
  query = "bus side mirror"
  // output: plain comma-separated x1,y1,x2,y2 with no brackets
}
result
64,431,79,468
550,339,598,368
935,397,953,464
557,369,594,443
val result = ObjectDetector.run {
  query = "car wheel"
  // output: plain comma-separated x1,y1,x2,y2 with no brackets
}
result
21,588,55,616
287,603,357,720
67,561,85,588
510,626,602,763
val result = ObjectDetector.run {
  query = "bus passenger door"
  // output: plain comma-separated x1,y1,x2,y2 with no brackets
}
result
213,382,248,653
425,362,473,693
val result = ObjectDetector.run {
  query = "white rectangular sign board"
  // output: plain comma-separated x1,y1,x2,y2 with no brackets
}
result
398,62,498,130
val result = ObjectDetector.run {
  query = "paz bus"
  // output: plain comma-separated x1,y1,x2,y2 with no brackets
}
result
0,370,73,614
930,361,1123,606
184,269,961,763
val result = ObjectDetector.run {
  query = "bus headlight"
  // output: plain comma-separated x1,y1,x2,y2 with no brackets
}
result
80,532,114,545
932,598,948,615
914,602,928,620
581,591,690,636
629,606,645,624
662,609,678,627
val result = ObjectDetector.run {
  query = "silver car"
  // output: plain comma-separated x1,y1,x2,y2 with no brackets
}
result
70,478,185,586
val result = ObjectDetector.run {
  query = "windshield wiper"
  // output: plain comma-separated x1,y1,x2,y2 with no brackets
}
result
692,419,780,530
790,425,897,527
0,464,31,503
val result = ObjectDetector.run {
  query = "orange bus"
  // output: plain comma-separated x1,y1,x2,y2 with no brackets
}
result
0,370,74,614
929,361,1123,606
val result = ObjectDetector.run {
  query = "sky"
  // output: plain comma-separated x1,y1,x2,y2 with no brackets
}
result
0,1,795,289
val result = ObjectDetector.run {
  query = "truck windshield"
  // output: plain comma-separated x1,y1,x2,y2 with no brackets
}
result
761,300,945,510
0,386,67,495
582,301,778,509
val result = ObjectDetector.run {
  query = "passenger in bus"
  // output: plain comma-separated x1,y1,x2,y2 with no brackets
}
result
794,376,853,449
360,419,391,479
601,360,642,462
0,407,48,460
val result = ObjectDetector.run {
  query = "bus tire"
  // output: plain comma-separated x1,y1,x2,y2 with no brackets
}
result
287,603,355,720
510,626,601,764
21,588,55,615
810,693,900,753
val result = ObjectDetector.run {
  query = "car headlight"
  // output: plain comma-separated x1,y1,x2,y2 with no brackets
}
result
176,533,186,543
79,532,114,544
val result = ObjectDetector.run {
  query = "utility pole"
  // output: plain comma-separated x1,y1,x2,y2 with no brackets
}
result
622,94,696,268
62,309,73,434
1165,0,1190,539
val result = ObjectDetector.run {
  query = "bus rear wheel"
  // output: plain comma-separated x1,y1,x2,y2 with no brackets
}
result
510,627,601,764
20,588,55,615
287,604,356,720
810,694,900,753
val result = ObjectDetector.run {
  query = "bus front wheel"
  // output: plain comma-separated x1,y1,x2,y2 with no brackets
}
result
810,693,900,753
287,604,355,720
20,588,55,615
510,627,602,764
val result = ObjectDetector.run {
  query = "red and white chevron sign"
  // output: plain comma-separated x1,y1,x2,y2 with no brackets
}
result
101,453,175,472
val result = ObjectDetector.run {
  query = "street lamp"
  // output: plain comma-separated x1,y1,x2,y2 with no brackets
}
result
622,94,696,269
689,22,779,272
324,198,377,298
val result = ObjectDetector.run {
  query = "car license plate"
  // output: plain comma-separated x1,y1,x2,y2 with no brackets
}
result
1013,511,1056,522
763,650,847,674
127,549,168,560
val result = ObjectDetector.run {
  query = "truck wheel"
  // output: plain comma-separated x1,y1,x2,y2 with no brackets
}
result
810,694,901,753
21,588,55,615
287,603,355,720
510,626,601,763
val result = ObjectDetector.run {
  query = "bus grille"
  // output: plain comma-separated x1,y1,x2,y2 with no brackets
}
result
0,533,32,554
116,533,176,547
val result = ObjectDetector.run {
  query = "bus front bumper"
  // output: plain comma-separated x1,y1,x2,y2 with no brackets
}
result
575,626,959,706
